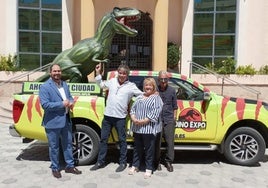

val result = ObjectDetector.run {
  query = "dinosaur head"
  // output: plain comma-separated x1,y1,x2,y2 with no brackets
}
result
112,7,141,37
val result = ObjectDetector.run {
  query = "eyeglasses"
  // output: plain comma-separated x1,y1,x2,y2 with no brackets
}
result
159,78,169,82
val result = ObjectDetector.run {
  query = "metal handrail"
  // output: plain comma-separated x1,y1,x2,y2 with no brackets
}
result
189,61,261,99
0,62,52,87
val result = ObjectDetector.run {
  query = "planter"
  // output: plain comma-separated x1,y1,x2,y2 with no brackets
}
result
191,74,268,86
191,74,268,101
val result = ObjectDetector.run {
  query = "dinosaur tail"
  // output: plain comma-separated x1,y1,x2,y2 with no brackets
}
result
35,64,82,82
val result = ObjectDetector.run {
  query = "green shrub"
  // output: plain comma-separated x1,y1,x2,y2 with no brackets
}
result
167,42,180,70
235,64,256,75
258,65,268,74
216,57,236,74
0,54,19,71
205,57,236,74
205,62,216,72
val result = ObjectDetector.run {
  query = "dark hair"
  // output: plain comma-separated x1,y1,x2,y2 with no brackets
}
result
49,63,61,72
117,64,130,75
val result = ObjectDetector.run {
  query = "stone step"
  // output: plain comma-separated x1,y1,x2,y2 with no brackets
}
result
1,101,13,111
0,97,13,125
0,107,12,117
0,108,13,124
0,101,12,116
0,115,13,125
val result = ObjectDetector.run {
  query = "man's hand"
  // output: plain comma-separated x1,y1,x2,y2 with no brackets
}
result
63,100,70,107
95,63,102,76
69,102,74,109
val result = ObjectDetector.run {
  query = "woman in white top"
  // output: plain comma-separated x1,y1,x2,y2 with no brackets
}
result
129,77,163,178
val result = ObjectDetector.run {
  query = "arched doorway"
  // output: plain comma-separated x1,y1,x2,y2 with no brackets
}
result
105,11,152,72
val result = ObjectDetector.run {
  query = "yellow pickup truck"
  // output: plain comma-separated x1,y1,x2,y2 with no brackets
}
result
9,70,268,166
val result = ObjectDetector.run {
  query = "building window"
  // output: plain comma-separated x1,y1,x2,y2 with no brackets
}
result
18,0,62,70
192,0,236,70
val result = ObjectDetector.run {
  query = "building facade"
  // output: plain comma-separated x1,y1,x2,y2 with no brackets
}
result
0,0,268,77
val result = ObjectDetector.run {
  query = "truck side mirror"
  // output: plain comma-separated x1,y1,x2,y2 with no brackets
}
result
203,92,211,101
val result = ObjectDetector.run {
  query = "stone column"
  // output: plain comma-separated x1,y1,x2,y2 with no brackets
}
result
80,0,95,39
153,0,169,71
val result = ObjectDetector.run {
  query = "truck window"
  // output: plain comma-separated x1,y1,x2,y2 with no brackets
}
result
169,78,204,101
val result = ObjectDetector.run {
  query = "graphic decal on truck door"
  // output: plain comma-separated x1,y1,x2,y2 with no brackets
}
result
176,108,207,132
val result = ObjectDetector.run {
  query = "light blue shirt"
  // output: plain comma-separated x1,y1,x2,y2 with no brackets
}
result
95,75,142,118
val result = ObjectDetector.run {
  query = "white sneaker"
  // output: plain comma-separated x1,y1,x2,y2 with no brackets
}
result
144,169,152,179
128,166,138,175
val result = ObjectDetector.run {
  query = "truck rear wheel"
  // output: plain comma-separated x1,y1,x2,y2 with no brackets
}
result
72,124,100,165
224,127,265,166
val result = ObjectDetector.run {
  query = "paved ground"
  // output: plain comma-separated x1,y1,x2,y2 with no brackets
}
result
1,122,268,188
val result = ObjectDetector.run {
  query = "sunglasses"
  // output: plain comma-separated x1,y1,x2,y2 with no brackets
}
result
159,78,169,82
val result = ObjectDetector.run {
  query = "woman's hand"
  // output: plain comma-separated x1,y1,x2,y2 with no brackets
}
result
131,116,150,126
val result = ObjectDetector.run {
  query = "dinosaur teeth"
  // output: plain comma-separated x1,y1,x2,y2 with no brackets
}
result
116,15,140,31
118,17,132,29
126,15,140,22
119,17,125,24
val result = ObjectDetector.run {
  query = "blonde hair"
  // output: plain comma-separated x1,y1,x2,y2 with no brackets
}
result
143,77,157,93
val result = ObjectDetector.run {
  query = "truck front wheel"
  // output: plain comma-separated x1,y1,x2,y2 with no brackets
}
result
72,124,100,165
224,127,266,166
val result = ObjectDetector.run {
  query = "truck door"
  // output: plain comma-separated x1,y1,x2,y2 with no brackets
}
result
170,78,218,141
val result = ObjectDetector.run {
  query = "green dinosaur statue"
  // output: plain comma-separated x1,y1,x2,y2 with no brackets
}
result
36,7,141,83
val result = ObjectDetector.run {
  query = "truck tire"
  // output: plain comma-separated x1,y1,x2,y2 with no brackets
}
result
72,124,100,165
224,127,266,166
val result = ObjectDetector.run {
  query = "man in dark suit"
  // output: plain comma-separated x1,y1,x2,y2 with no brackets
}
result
39,64,82,178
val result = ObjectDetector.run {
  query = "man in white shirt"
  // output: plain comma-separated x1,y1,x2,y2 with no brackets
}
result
90,63,142,172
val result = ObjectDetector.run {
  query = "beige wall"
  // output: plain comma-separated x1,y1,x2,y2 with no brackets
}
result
237,0,268,69
0,0,17,55
62,0,74,50
72,0,95,43
168,0,182,45
153,0,169,71
181,0,193,76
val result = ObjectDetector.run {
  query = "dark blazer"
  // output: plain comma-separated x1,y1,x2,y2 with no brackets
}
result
39,78,73,129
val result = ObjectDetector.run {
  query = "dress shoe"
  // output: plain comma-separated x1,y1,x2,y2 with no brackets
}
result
65,167,82,174
165,162,173,172
90,163,105,171
52,170,62,178
157,164,162,171
115,163,127,172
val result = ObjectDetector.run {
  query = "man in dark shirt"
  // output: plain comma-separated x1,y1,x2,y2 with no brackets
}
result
156,70,178,172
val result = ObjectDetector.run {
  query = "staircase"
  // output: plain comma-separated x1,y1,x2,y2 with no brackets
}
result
0,97,13,125
189,61,262,100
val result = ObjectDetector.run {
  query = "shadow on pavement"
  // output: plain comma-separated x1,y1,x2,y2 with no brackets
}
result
16,141,50,162
15,141,225,165
15,140,268,167
173,150,226,164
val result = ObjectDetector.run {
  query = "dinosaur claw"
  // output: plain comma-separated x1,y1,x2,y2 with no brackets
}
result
103,59,110,63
